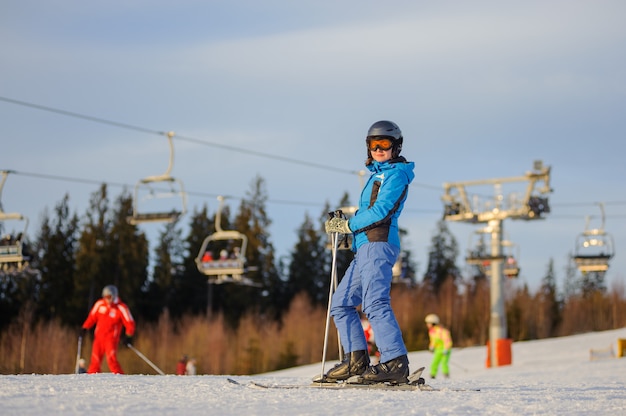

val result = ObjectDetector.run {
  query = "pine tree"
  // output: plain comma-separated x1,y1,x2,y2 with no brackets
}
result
563,252,579,300
536,258,561,338
179,205,214,317
108,192,149,314
214,175,283,325
507,283,535,340
150,219,185,318
423,219,460,294
286,212,328,305
35,194,80,325
74,185,113,316
579,271,607,297
145,213,210,320
74,186,149,321
396,226,418,285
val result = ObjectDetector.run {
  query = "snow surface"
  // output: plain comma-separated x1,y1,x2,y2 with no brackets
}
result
2,329,626,415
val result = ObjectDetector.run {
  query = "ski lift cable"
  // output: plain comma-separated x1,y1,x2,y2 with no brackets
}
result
4,96,626,200
0,96,442,191
4,169,626,219
0,96,354,176
175,134,356,176
5,169,332,211
0,96,164,136
2,96,626,211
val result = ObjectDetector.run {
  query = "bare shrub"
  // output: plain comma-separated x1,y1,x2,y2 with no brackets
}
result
1,280,625,375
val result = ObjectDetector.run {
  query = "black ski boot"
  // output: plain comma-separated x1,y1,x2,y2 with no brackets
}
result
316,350,370,382
360,354,409,384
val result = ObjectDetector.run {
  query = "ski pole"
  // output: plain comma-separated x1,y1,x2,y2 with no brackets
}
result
127,343,165,375
74,336,83,374
446,347,469,373
318,228,341,382
331,237,343,359
329,209,346,359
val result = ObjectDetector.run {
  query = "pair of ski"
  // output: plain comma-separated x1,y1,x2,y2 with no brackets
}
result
227,367,478,392
228,233,475,393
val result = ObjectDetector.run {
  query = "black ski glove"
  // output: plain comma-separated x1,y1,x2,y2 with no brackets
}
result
79,328,87,338
122,335,133,346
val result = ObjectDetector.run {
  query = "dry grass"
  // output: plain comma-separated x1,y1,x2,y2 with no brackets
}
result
1,286,624,375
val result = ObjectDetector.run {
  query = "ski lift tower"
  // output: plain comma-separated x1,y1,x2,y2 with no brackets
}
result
441,160,552,368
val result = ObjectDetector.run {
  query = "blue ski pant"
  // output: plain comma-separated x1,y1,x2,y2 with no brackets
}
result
330,242,407,363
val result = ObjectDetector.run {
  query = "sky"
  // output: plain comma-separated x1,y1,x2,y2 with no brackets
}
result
2,328,625,415
1,1,625,292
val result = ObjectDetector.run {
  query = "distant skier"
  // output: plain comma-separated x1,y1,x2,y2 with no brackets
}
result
77,358,87,374
80,285,135,374
201,251,213,263
176,354,188,375
425,314,452,379
186,357,197,376
360,312,379,363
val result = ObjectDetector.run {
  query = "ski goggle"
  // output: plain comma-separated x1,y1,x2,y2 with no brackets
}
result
367,138,393,151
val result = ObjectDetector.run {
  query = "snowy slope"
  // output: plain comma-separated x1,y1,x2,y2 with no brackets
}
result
2,329,625,415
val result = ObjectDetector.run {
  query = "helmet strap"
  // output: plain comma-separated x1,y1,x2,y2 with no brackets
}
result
392,143,402,158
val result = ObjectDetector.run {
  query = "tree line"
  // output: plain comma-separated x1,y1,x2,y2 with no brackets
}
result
1,174,624,357
0,175,365,332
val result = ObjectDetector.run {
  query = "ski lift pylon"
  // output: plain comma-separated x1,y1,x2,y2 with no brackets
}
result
127,132,187,225
0,170,31,272
572,203,615,274
195,196,258,286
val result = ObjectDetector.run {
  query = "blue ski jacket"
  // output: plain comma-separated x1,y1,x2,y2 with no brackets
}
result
348,156,415,250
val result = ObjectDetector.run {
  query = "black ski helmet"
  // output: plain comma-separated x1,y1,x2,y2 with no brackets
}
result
366,120,403,158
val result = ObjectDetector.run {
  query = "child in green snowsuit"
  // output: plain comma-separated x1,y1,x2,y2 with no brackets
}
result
426,314,452,378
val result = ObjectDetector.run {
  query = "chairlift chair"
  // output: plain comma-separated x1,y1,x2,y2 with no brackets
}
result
0,215,30,273
572,203,615,274
128,176,187,225
127,132,187,225
465,232,501,272
195,196,258,287
0,170,31,272
196,231,248,276
572,231,614,273
465,230,520,278
502,241,520,279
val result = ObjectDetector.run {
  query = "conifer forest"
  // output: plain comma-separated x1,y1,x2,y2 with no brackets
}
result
0,178,624,375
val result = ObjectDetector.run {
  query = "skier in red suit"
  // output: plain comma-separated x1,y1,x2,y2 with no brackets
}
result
81,285,135,374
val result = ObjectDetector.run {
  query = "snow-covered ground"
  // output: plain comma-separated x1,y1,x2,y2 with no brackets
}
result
2,329,626,415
